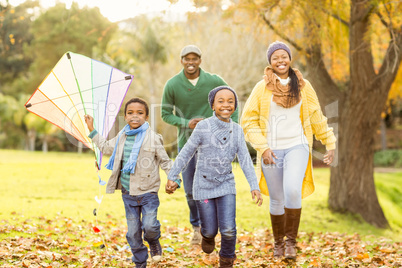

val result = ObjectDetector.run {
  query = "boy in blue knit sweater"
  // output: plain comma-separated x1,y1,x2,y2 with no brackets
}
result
166,86,263,267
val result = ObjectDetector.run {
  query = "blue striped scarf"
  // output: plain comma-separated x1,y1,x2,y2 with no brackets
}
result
105,122,149,173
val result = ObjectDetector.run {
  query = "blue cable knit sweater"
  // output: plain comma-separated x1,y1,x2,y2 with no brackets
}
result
167,114,260,200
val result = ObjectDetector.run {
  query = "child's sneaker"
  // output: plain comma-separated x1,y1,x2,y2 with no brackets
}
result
149,241,162,262
191,226,202,245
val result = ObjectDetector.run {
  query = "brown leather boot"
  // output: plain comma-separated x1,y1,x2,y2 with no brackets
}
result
201,234,215,254
270,213,285,258
219,255,236,268
284,207,302,259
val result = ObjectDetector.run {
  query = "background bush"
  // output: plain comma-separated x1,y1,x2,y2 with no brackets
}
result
374,150,402,167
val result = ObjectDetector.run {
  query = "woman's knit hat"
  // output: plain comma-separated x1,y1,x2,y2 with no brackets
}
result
267,41,292,64
208,86,238,110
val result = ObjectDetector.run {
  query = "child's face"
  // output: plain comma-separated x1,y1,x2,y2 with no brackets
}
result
125,102,148,129
212,89,235,122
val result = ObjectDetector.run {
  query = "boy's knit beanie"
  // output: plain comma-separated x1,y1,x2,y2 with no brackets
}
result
267,41,292,64
208,86,238,110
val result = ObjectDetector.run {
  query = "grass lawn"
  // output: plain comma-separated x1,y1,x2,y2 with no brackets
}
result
0,149,401,267
1,149,401,238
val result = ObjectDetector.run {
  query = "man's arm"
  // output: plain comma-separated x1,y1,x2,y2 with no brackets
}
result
161,83,191,128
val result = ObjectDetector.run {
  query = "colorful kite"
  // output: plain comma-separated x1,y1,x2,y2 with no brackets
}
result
25,52,133,169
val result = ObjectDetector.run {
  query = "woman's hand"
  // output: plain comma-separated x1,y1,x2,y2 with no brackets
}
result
165,179,179,194
323,150,335,165
251,190,263,206
84,115,94,132
262,148,277,165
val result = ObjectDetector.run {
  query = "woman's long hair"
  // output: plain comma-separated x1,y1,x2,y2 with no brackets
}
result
288,66,300,106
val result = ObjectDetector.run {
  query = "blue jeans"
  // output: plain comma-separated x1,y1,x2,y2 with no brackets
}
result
179,147,200,227
122,188,161,266
261,144,309,215
196,194,237,258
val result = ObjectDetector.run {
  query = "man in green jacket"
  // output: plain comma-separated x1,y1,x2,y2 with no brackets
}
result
161,45,238,245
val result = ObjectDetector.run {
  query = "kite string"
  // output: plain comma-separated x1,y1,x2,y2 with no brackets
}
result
94,167,111,257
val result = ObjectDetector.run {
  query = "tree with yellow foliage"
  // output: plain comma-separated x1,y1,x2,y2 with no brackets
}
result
233,0,402,228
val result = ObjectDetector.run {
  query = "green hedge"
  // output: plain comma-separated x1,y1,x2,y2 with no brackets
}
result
374,150,402,167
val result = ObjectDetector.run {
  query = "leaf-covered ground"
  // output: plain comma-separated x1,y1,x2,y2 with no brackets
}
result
0,215,401,268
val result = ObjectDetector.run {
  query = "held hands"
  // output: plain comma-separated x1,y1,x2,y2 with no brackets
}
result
165,179,179,194
323,150,335,165
262,149,277,165
188,118,203,129
84,115,94,132
251,190,263,206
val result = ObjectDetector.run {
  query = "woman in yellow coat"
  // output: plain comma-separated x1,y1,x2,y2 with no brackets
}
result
241,41,336,259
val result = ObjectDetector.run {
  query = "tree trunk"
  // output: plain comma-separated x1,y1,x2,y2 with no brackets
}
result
329,95,389,228
380,118,387,151
42,135,48,153
148,63,157,132
328,0,392,228
305,45,390,227
78,141,83,154
27,129,36,151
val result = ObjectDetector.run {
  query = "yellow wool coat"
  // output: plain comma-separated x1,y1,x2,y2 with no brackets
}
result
241,79,336,198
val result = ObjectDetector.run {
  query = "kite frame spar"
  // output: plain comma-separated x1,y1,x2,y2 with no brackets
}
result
25,51,134,170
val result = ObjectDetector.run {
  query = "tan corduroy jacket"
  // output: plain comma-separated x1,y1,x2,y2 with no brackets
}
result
92,128,174,195
241,79,336,198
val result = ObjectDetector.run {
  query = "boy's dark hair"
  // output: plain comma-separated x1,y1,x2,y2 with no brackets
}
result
124,98,149,116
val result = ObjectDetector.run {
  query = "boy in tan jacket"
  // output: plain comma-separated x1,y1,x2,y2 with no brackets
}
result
85,97,180,268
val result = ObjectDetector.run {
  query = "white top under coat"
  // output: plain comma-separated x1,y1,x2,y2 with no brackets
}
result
267,96,308,150
274,73,291,85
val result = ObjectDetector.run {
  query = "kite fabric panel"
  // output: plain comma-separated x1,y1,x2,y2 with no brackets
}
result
25,51,134,169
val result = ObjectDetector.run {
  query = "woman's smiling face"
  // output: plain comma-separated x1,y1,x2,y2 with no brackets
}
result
270,49,291,79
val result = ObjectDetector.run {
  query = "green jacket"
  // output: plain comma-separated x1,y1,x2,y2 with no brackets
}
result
161,68,238,148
